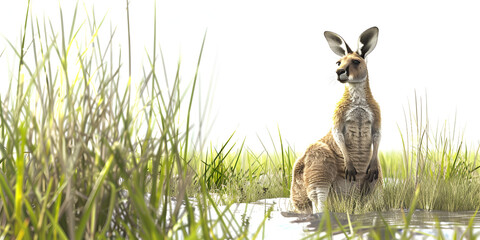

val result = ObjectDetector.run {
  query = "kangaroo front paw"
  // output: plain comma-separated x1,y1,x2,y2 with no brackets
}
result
365,162,379,182
344,163,357,181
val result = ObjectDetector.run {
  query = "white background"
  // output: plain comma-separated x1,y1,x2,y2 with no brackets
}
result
1,0,480,153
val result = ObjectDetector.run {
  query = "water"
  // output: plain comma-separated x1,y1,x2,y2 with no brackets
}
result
283,208,480,239
141,193,480,239
216,198,480,239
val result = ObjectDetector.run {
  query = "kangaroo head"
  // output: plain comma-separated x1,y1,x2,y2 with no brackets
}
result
324,27,379,84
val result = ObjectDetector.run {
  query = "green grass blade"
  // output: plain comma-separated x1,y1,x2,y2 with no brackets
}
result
98,182,117,238
183,31,207,159
75,154,114,240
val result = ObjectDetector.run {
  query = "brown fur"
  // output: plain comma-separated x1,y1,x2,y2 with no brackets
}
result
291,27,382,213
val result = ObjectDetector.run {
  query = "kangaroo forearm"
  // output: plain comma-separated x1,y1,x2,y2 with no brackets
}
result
371,130,381,160
332,128,349,162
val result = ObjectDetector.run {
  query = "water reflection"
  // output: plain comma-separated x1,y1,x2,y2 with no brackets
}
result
282,208,480,239
154,196,480,239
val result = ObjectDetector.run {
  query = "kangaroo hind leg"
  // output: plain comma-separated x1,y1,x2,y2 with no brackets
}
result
304,144,337,212
290,154,312,212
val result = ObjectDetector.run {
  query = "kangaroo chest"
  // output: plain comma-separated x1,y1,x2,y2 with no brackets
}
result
343,104,374,156
342,83,374,154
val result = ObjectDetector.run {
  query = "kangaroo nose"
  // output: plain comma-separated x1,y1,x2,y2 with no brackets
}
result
336,68,346,76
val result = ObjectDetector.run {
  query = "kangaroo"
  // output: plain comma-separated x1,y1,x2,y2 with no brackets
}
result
290,27,382,213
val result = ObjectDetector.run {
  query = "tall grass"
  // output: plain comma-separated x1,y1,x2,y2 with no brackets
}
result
0,1,273,239
397,92,479,181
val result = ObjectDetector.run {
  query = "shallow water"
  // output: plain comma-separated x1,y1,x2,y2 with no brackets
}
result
217,198,480,239
148,194,480,239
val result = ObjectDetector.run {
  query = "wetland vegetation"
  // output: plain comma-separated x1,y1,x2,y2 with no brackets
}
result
0,1,479,239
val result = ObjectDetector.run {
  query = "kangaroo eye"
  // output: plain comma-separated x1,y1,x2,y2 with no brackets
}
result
336,61,341,66
352,60,361,64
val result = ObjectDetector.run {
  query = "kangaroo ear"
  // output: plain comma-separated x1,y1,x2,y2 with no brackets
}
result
324,31,352,57
357,26,379,58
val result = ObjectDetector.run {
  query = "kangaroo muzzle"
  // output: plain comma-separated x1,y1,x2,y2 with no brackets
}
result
336,68,348,83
